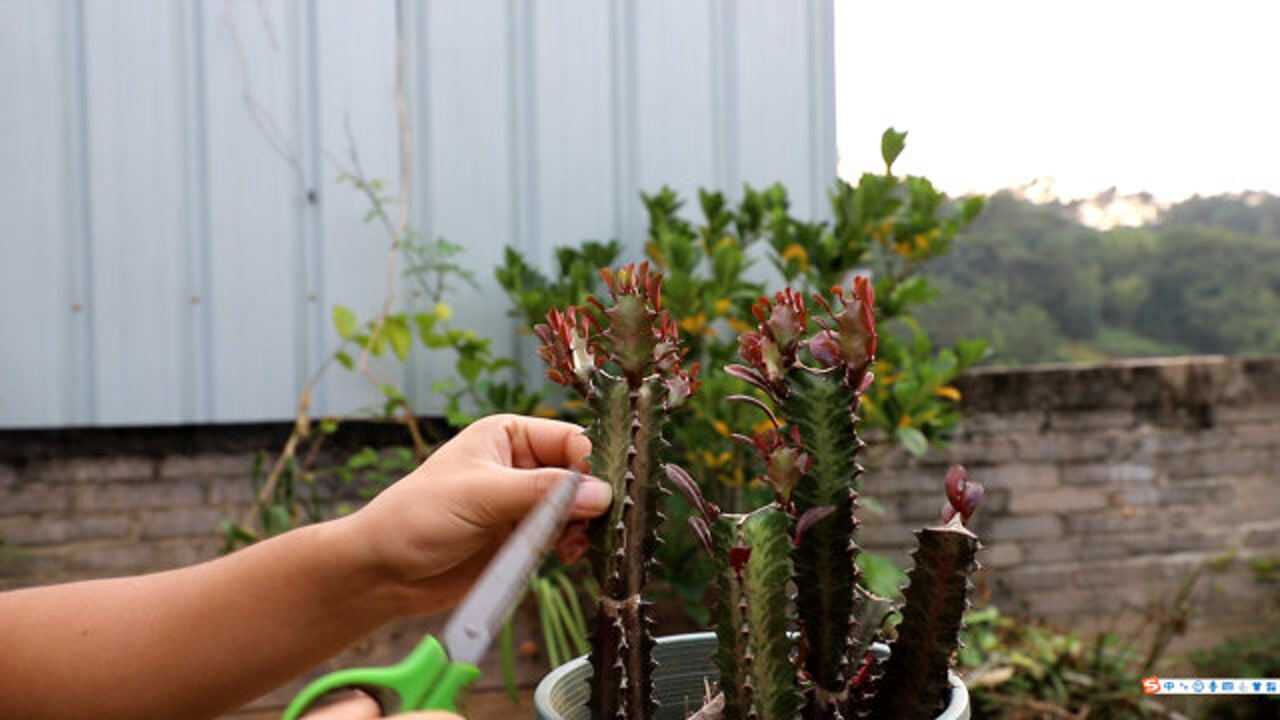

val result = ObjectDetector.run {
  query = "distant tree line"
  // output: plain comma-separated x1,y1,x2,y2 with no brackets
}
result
915,191,1280,365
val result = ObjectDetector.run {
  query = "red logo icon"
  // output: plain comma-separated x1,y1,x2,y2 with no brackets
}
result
1142,677,1161,695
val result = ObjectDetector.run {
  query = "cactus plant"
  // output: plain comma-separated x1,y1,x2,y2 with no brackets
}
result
535,263,698,720
536,265,983,720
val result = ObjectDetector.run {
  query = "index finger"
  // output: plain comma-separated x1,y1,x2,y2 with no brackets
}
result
485,414,592,471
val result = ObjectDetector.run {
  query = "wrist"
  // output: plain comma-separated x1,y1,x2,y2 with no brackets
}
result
306,514,418,622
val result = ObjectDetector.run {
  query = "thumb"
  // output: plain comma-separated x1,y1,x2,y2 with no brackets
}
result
464,467,612,526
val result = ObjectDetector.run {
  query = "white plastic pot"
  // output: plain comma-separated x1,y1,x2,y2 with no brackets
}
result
533,631,969,720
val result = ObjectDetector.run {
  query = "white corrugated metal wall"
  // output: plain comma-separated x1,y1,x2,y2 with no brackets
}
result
0,0,836,428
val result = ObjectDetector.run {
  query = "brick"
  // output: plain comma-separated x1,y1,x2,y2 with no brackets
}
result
859,522,916,549
159,453,255,480
1215,405,1280,424
25,457,155,484
1021,542,1079,565
899,494,946,522
942,434,1020,465
1061,462,1155,486
140,507,226,539
1244,524,1280,548
1166,449,1269,479
1,485,70,515
1067,512,1161,535
976,463,1059,491
208,478,256,505
71,538,219,573
1075,562,1164,589
1010,488,1107,514
1001,567,1074,593
1015,432,1114,463
73,481,204,512
985,515,1064,541
1112,486,1160,507
1228,422,1280,449
1160,481,1234,506
981,543,1023,568
0,514,131,546
862,471,942,495
1017,588,1096,617
1048,410,1136,432
957,411,1046,436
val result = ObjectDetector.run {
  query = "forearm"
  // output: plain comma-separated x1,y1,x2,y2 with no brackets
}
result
0,515,411,720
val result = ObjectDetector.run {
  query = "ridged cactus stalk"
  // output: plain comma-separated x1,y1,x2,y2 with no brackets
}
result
535,263,698,720
537,268,983,720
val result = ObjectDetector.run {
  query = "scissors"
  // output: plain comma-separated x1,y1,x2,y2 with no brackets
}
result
282,472,583,719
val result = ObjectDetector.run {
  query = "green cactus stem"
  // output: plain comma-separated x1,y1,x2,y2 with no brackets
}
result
534,262,698,720
727,279,878,711
870,472,981,720
709,507,800,720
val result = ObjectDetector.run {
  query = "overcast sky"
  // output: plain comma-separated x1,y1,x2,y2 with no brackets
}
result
834,0,1280,201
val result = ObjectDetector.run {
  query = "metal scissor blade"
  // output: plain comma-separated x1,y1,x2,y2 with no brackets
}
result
441,471,582,666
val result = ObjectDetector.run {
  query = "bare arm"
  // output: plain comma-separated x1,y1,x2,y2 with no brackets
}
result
0,415,610,720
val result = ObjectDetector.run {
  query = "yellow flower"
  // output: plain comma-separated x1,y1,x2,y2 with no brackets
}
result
898,413,913,428
713,298,733,316
935,385,962,401
781,243,810,270
751,418,776,435
913,233,930,252
533,404,559,418
701,450,733,469
680,313,709,335
433,303,453,321
712,420,731,437
728,318,754,335
561,398,585,412
646,242,665,267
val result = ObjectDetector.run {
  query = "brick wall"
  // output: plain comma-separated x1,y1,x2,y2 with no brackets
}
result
2,355,1279,716
860,355,1280,650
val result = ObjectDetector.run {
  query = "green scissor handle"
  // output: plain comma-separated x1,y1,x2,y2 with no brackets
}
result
281,635,481,719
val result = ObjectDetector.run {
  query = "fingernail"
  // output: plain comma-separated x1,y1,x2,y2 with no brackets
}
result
574,478,613,512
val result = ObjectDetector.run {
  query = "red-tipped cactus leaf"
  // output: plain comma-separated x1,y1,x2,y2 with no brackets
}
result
795,505,836,545
556,520,591,565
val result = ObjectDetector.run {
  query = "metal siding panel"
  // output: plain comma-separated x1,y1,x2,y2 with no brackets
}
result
82,0,190,425
313,0,401,417
736,1,815,212
532,1,615,266
0,1,836,427
0,1,76,428
809,0,838,218
418,0,518,415
633,0,716,228
201,0,305,421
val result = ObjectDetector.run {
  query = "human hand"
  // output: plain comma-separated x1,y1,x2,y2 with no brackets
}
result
299,690,462,720
343,414,610,615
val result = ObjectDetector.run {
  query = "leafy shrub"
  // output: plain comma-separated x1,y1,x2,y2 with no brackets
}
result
498,130,987,619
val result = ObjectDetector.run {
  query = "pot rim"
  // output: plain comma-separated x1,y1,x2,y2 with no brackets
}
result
533,631,969,720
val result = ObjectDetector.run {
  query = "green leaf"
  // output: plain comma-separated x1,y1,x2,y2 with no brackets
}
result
881,127,908,172
334,351,353,371
897,426,929,457
332,305,358,339
263,504,292,536
386,316,412,361
858,551,908,599
347,447,380,470
414,312,438,344
378,384,405,402
500,618,518,702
